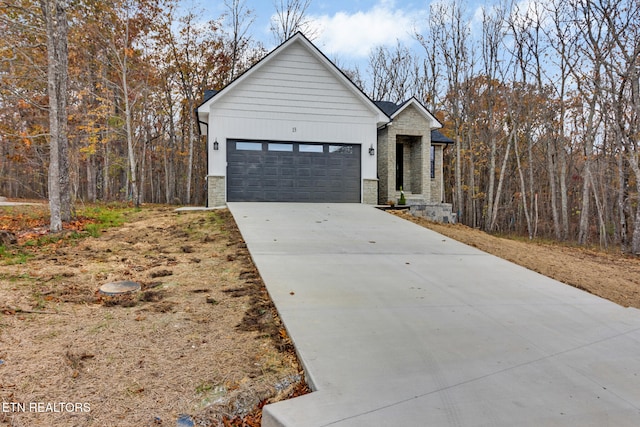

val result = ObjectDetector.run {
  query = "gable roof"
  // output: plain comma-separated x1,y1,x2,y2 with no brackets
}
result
375,100,405,117
374,98,442,130
197,32,389,127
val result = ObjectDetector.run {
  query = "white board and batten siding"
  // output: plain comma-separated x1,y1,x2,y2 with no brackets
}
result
204,37,382,183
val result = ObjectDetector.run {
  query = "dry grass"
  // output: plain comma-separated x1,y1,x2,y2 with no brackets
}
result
0,205,306,427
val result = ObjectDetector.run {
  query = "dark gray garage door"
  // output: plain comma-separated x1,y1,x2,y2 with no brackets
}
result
227,140,361,202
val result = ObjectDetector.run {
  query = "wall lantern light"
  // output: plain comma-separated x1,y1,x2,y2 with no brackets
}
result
213,138,219,150
369,144,375,156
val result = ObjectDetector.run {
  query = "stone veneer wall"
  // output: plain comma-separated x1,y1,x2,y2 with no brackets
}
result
377,104,432,204
377,127,390,204
430,145,445,203
363,179,378,205
409,203,455,223
207,176,226,207
392,106,430,203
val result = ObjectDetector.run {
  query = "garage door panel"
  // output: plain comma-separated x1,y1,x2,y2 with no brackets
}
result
263,167,279,176
296,157,312,166
309,155,327,164
227,140,361,202
279,157,295,166
245,180,264,188
278,179,295,188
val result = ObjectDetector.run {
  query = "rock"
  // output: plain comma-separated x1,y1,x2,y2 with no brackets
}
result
176,414,194,427
0,231,17,246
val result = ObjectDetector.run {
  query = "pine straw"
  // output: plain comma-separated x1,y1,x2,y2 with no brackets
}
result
0,207,306,427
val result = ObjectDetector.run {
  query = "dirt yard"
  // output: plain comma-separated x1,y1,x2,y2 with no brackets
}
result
391,210,640,310
0,204,306,427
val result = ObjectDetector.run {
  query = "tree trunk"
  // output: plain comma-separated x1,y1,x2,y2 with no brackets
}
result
617,144,628,251
514,132,533,239
486,132,496,231
467,134,476,227
527,131,535,233
122,19,139,207
140,136,146,204
454,128,463,223
547,137,561,239
164,83,176,204
186,99,195,205
631,199,640,255
103,142,110,200
559,145,569,239
534,192,539,239
40,0,70,232
629,158,640,254
577,157,591,245
588,168,607,248
87,155,96,202
490,135,512,231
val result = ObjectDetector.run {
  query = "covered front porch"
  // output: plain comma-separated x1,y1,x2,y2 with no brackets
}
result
385,134,432,204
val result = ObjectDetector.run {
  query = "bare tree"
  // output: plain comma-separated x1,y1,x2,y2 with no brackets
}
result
429,0,471,224
415,29,444,112
565,0,607,246
481,3,506,231
595,0,640,252
270,0,315,44
224,0,255,81
368,42,417,103
121,13,139,206
546,0,579,240
509,0,564,239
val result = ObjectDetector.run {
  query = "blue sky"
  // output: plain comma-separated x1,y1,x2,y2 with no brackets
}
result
253,0,429,53
190,0,515,76
201,0,456,70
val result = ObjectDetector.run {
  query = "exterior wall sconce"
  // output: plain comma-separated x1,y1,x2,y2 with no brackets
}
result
369,144,375,155
213,138,219,150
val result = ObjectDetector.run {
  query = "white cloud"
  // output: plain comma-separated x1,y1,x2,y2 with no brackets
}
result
307,1,427,59
508,0,548,30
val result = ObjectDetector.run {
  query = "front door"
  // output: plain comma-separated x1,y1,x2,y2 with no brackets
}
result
396,143,403,190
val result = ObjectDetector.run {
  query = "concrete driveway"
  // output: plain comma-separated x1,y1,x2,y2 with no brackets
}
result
228,203,640,427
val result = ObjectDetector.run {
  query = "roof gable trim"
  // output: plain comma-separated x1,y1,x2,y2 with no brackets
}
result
391,97,442,129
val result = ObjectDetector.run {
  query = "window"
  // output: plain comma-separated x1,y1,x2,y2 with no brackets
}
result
268,143,293,152
299,144,323,153
236,142,262,151
329,145,353,154
430,146,435,179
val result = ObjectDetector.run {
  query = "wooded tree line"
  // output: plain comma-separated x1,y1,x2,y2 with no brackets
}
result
1,0,270,209
2,0,640,253
364,0,640,253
